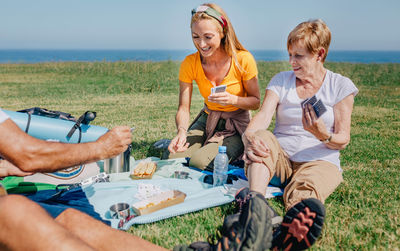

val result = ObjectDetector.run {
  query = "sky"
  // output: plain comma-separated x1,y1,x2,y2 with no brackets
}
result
1,0,400,51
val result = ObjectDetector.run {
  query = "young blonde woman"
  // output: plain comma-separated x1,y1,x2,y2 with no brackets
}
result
166,3,261,171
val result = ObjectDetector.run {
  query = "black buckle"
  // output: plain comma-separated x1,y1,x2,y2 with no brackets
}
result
67,111,96,139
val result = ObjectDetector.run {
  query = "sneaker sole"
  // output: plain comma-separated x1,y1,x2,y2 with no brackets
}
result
272,198,325,250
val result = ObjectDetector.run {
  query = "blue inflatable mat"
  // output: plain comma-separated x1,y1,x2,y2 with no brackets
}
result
4,110,108,143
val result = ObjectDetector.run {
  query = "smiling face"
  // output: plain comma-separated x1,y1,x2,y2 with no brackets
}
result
288,41,321,80
191,19,223,58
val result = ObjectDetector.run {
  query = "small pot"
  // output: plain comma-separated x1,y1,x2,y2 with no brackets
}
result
104,144,132,174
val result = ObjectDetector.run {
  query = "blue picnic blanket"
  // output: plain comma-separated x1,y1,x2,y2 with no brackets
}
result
83,158,283,230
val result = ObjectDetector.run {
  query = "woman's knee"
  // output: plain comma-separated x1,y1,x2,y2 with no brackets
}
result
166,150,186,160
223,135,244,160
189,150,214,170
166,131,204,160
254,130,277,146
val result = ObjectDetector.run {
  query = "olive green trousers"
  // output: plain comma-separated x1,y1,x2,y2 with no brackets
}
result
165,111,244,171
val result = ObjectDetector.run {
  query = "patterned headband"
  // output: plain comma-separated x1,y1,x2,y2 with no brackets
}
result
191,5,227,28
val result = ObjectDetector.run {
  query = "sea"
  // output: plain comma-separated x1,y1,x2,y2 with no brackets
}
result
0,49,399,64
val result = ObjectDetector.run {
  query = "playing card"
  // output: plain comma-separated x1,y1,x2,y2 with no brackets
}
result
312,99,327,118
301,95,327,118
301,95,318,108
211,85,226,94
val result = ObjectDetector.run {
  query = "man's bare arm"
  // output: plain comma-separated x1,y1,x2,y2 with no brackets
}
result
0,119,132,173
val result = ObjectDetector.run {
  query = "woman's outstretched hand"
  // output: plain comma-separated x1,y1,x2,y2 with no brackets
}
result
168,131,189,154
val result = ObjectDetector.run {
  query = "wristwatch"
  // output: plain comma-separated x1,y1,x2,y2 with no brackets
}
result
320,134,332,143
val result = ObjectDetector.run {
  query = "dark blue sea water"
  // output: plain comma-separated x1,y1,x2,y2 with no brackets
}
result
0,49,399,63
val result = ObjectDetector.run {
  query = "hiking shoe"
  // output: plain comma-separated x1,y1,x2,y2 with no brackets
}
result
222,211,282,237
271,198,325,251
175,192,273,251
217,191,273,250
225,187,282,233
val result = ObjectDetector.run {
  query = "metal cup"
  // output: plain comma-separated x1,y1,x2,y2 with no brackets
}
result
104,144,132,174
109,203,132,220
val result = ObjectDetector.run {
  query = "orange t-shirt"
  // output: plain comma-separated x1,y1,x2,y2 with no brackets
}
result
178,50,258,112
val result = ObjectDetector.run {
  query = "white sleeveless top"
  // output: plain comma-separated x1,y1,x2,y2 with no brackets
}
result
267,70,358,170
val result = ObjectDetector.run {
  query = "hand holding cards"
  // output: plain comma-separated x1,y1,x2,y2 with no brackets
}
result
301,95,327,118
211,85,226,94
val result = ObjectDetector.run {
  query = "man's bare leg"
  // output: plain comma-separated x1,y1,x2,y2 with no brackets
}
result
56,208,167,251
0,195,94,251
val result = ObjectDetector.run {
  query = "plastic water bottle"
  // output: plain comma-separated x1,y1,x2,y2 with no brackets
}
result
213,146,229,187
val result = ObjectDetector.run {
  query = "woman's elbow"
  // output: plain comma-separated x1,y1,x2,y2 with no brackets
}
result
335,137,351,150
250,97,261,110
340,139,351,150
252,103,260,110
337,143,348,150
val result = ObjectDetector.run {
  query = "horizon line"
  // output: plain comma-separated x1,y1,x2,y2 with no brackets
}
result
1,48,400,52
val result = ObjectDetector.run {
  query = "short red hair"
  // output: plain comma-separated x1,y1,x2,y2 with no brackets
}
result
287,19,331,62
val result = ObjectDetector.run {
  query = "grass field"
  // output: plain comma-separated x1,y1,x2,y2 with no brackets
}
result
0,61,399,250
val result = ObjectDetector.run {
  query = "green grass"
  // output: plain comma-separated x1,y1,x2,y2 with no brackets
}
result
0,61,399,250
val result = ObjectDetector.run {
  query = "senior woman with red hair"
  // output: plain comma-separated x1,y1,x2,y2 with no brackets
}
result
241,19,359,250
